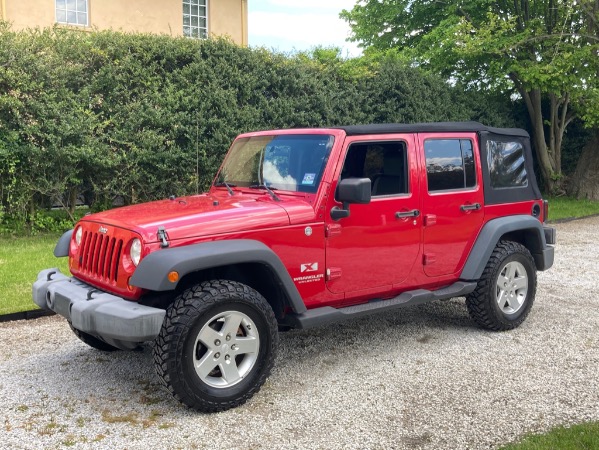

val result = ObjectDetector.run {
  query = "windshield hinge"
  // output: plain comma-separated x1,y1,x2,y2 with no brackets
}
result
157,227,169,248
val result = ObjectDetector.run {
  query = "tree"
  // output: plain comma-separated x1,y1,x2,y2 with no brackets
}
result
341,0,599,193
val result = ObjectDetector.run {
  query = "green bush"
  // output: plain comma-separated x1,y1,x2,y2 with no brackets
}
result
0,25,516,233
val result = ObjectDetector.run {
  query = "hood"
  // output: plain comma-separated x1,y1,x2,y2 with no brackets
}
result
80,192,316,243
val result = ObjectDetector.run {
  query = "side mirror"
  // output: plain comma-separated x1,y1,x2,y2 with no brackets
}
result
331,178,371,220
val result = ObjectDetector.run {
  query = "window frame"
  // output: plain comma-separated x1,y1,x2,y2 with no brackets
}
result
183,0,209,39
55,0,89,27
424,138,477,194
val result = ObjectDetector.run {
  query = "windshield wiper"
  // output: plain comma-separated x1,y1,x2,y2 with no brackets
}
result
214,181,236,196
249,184,281,202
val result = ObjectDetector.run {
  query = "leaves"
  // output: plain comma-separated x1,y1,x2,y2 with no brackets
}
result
342,0,599,191
0,25,514,227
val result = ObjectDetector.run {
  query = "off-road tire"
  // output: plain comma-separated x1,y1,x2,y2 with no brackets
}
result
68,322,119,352
466,240,537,331
153,280,278,412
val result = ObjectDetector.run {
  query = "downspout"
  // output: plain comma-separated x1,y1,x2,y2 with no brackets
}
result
241,0,247,46
1,0,6,21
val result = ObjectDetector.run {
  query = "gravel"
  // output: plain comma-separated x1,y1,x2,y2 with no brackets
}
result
1,217,598,449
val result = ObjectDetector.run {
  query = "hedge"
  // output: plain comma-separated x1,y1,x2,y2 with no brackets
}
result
0,25,516,231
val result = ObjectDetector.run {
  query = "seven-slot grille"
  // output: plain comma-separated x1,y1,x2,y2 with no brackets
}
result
79,230,124,282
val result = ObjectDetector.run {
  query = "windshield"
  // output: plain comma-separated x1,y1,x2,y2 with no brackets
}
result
215,134,334,193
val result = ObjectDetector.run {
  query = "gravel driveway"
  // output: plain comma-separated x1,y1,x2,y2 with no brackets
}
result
1,217,598,449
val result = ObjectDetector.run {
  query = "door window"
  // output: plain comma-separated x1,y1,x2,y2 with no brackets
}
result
425,139,476,192
340,141,408,197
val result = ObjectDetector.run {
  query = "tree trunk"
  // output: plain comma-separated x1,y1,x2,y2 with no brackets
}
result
568,130,599,200
68,188,77,219
516,81,573,194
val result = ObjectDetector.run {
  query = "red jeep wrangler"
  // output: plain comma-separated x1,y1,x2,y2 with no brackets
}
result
34,122,555,412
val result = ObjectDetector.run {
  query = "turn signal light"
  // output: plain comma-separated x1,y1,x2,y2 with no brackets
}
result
168,271,179,283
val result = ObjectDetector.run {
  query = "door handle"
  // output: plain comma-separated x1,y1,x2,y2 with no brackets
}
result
460,203,481,212
395,209,420,219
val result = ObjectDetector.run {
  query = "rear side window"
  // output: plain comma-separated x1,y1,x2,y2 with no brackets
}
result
486,140,528,188
425,139,476,192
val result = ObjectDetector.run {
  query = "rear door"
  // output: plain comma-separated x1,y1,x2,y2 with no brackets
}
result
417,133,485,277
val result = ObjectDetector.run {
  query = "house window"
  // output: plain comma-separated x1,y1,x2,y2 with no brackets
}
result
183,0,208,39
56,0,88,26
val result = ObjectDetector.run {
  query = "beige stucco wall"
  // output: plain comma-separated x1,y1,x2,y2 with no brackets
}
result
210,0,247,46
91,0,182,35
2,0,247,46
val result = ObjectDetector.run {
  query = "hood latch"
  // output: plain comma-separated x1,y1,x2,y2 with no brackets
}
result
157,227,169,248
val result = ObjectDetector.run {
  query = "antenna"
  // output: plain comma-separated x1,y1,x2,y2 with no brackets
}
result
196,115,199,195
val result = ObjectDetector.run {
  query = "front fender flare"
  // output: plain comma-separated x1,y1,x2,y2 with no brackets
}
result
54,229,73,257
130,239,307,314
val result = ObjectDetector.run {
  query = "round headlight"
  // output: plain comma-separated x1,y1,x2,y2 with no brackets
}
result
75,227,83,246
130,239,142,266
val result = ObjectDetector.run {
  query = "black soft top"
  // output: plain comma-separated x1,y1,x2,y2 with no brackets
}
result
336,122,529,138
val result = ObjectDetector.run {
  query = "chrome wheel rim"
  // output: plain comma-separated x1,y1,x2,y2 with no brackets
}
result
193,310,260,388
496,261,528,314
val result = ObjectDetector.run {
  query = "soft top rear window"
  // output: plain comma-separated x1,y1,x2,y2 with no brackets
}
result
487,140,528,189
478,131,541,205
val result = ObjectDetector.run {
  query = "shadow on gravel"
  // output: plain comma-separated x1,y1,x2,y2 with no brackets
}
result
30,298,479,412
274,298,478,369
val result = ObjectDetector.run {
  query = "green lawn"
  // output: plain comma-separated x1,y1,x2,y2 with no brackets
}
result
500,422,599,450
0,234,70,315
548,196,599,221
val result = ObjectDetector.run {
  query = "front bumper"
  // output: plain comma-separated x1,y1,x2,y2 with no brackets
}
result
33,269,165,342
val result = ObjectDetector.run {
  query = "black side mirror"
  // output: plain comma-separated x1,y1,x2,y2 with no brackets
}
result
331,178,371,220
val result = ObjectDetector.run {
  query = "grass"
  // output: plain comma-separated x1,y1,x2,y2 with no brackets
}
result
500,422,599,450
548,196,599,221
0,234,70,315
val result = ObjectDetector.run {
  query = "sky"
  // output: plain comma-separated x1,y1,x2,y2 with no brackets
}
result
248,0,362,57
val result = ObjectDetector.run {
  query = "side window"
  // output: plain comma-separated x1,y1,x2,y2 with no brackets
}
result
341,141,408,196
425,139,476,192
486,140,528,188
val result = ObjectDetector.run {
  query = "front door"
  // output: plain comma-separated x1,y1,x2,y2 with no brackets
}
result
325,136,421,295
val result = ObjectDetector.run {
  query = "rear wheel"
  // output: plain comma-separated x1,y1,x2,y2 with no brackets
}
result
466,241,537,331
68,322,119,352
154,280,278,412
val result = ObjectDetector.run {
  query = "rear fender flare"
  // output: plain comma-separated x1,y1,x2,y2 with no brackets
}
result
461,215,550,280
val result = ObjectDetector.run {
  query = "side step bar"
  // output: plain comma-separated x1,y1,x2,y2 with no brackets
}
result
284,281,477,329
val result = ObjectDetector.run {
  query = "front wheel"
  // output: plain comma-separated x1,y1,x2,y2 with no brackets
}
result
153,280,278,412
466,240,537,331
